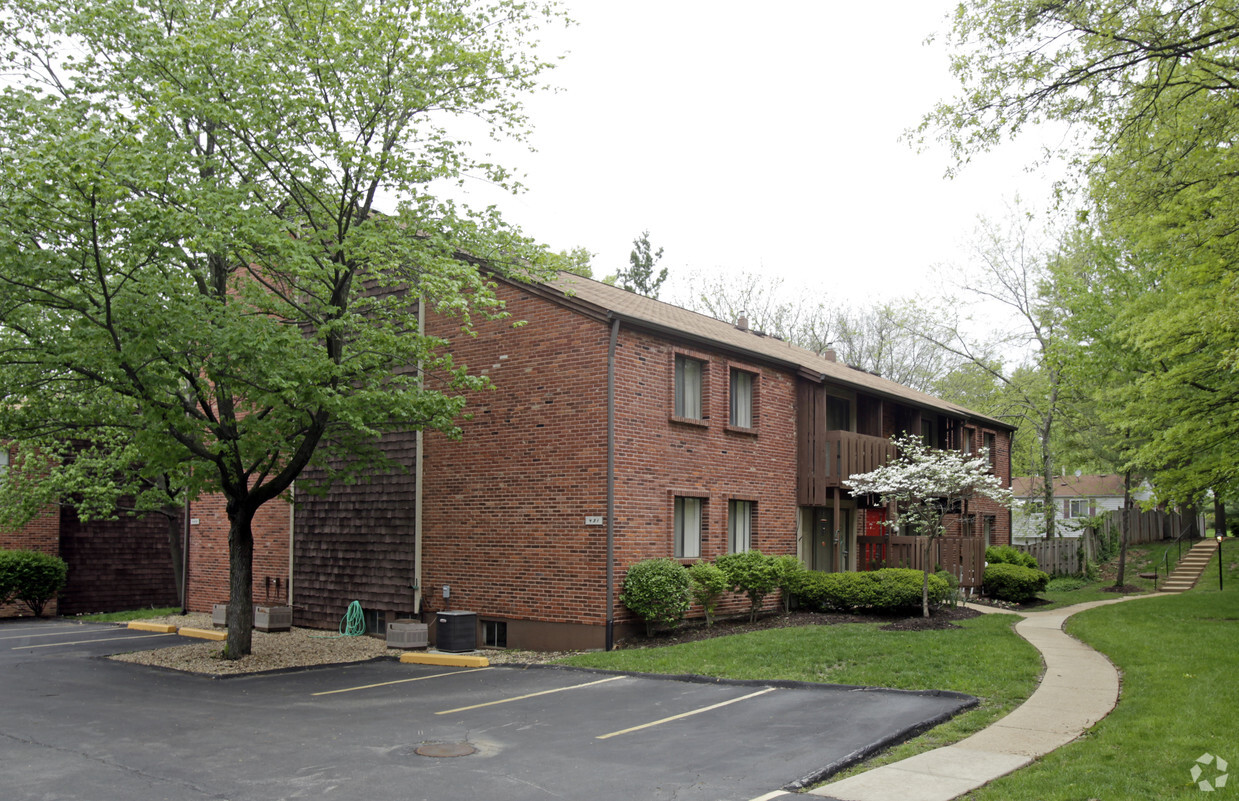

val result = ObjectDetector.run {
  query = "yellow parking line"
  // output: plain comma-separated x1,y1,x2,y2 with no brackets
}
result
312,667,493,696
596,688,778,739
436,675,627,715
14,633,177,649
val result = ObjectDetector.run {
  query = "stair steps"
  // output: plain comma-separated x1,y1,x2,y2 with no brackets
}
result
1159,539,1220,592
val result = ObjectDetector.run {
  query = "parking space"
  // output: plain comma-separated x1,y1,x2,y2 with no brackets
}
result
1,619,976,801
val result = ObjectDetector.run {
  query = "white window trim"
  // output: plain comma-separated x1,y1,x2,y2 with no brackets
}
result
674,355,704,420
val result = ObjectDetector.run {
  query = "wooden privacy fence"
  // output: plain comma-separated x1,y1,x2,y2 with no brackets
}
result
857,535,986,589
1016,539,1087,576
1016,508,1205,575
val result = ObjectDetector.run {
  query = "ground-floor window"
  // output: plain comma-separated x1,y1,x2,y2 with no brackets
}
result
674,496,703,559
728,500,753,552
482,620,507,648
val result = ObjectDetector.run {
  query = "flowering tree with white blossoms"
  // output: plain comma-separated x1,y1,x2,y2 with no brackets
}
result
844,434,1014,617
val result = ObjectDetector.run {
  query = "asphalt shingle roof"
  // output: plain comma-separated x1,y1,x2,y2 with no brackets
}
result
543,271,1013,430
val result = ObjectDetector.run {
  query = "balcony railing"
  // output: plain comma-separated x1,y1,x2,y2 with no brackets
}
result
825,430,895,487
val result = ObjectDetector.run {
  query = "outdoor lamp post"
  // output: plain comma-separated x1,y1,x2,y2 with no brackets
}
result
1218,535,1224,591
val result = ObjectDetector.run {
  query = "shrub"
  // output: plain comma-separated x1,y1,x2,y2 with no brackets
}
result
772,554,807,613
871,568,951,610
685,561,729,626
791,568,949,613
984,562,1050,603
620,558,690,636
0,549,69,617
985,544,1039,570
716,550,779,622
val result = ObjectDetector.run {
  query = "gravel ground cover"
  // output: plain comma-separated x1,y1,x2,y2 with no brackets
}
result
109,612,575,675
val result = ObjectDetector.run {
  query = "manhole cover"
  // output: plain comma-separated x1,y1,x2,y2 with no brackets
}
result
415,742,477,758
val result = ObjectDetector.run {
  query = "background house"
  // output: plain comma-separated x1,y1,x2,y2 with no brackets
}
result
1011,474,1153,541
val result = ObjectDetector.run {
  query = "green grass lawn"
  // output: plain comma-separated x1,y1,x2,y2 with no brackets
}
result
562,611,1043,767
963,549,1239,799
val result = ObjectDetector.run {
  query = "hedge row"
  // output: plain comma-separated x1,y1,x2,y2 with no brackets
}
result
0,549,69,617
788,568,951,613
620,550,806,634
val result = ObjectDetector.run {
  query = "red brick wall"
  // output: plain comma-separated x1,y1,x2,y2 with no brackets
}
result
421,284,802,645
0,506,60,618
184,493,291,613
609,332,800,624
421,285,611,638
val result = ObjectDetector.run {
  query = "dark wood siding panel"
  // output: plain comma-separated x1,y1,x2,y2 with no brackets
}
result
293,428,418,630
57,505,179,615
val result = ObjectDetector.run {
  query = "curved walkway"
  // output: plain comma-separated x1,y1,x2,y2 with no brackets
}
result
797,596,1158,801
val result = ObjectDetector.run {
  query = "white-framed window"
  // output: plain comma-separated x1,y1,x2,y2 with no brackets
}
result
730,369,753,428
983,432,996,472
0,450,8,477
674,496,702,559
1069,499,1091,518
674,354,704,420
728,500,753,553
983,515,995,547
962,428,974,455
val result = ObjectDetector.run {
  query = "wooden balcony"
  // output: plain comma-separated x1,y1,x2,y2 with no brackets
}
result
798,430,895,505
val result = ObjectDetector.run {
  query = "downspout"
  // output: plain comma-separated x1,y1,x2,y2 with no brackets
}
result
606,315,619,651
414,295,425,616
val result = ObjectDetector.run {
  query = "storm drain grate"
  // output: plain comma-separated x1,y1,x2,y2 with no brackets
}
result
414,742,477,758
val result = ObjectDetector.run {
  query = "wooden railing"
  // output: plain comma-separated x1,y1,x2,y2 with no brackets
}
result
823,430,894,487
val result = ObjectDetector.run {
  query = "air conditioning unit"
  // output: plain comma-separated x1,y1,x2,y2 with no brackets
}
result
386,620,429,649
435,611,477,653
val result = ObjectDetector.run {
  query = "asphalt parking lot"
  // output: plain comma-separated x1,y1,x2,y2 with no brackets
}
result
1,619,977,801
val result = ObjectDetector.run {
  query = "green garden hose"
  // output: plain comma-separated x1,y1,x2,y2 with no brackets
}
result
311,600,367,638
338,600,366,637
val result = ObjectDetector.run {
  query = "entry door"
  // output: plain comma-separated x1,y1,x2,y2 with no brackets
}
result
813,511,834,572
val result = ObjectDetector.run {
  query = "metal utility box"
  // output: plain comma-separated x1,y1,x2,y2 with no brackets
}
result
386,620,429,649
435,611,477,652
212,603,228,628
254,605,292,633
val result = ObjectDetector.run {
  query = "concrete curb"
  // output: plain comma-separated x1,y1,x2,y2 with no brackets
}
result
177,627,227,642
399,651,489,668
126,622,178,634
802,595,1162,801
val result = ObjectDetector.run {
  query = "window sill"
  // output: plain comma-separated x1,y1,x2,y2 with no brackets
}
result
669,415,709,428
725,424,757,436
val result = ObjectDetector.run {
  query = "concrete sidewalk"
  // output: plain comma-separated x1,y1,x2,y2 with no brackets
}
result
801,596,1158,801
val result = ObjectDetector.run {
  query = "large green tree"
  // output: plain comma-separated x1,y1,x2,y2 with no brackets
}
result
926,0,1239,520
0,0,562,657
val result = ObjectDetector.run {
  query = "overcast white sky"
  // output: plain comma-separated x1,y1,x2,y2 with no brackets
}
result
448,0,1069,310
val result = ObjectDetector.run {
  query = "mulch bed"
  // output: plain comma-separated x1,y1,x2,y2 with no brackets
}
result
620,605,983,649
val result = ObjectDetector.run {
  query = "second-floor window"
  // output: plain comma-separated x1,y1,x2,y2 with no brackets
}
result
827,396,850,431
730,369,753,428
984,432,996,471
728,500,753,552
674,355,704,420
674,496,703,558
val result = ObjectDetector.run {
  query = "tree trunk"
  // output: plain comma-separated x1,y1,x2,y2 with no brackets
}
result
224,503,256,659
1214,491,1226,539
1039,421,1056,540
922,538,932,618
1114,471,1131,588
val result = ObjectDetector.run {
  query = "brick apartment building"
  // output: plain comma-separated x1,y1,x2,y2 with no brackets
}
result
3,271,1014,647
